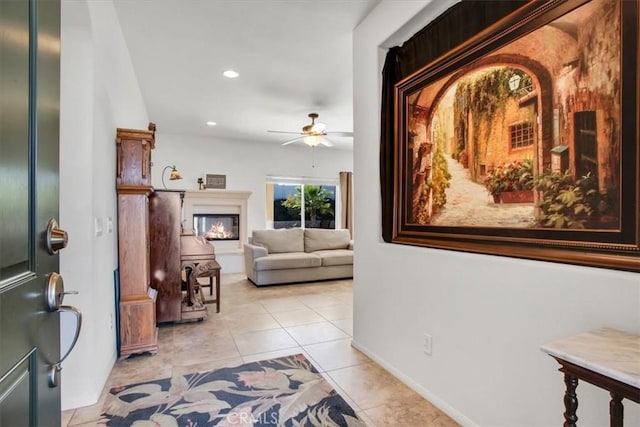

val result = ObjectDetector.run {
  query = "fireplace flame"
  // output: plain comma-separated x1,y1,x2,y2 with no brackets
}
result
204,222,234,240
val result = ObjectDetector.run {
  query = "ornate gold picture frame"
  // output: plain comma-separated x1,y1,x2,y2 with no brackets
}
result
392,0,639,272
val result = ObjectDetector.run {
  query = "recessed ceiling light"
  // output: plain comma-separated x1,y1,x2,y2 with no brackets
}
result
206,121,217,126
223,70,239,78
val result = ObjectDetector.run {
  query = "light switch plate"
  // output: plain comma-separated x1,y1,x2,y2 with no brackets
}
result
94,217,103,237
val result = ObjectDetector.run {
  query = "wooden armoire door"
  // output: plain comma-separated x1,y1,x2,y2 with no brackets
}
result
149,190,183,323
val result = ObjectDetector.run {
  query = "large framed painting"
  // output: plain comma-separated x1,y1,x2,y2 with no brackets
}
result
392,0,639,272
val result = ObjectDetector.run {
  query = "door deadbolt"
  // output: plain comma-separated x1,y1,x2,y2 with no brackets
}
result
46,218,68,254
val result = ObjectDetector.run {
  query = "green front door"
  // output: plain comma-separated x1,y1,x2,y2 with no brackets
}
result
0,0,63,425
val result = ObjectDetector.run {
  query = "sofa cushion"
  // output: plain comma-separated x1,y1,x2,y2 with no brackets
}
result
304,228,351,253
252,228,304,254
254,252,321,271
311,249,353,266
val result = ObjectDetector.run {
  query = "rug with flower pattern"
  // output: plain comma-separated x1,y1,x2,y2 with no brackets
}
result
100,353,365,426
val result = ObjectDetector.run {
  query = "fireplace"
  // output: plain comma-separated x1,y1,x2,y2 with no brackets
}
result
193,214,240,241
182,190,252,273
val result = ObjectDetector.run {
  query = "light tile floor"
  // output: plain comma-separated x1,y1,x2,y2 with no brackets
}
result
62,274,459,427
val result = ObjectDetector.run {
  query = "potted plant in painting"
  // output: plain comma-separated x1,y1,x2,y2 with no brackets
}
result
484,158,534,203
484,169,505,202
534,170,612,228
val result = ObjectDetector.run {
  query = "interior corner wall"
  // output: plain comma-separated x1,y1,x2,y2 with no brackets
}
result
59,0,149,410
352,2,639,427
150,132,353,273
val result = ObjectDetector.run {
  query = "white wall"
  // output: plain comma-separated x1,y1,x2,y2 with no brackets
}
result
352,1,640,426
150,132,353,272
59,0,148,410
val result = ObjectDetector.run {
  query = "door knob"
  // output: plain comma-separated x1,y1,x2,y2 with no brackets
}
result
46,218,68,254
45,272,78,312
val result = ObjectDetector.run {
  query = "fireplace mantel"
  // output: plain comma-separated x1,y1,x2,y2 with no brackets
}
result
182,190,251,255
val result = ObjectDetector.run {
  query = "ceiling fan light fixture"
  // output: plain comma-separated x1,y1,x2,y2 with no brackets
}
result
269,112,352,147
303,135,322,147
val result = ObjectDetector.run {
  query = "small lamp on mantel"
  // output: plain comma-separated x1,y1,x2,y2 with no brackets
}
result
161,165,182,189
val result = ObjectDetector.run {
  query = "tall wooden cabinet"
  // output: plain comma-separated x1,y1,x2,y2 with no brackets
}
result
115,123,158,358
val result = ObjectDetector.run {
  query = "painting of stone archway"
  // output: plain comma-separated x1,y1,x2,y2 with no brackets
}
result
392,0,639,272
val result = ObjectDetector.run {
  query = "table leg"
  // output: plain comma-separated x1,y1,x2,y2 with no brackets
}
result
215,270,220,313
563,374,579,427
609,393,623,427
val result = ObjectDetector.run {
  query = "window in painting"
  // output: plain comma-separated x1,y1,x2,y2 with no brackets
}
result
509,122,534,149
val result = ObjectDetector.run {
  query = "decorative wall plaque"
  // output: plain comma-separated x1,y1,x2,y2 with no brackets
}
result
205,174,226,189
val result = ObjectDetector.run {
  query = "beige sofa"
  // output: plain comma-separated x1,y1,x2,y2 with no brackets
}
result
243,228,353,286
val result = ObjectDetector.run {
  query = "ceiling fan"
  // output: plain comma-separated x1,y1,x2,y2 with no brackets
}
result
267,113,353,147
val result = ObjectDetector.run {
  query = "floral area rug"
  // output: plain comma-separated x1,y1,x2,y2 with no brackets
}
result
101,353,366,426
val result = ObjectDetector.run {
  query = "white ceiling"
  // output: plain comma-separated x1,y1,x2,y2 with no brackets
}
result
113,0,380,151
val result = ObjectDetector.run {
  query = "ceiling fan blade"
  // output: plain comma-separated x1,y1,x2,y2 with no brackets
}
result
281,136,304,146
325,131,353,137
320,137,334,147
268,130,303,135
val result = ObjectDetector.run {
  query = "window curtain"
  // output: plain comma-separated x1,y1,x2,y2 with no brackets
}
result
339,171,353,236
380,0,526,242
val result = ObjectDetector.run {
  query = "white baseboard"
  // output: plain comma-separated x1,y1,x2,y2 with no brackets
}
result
350,339,478,427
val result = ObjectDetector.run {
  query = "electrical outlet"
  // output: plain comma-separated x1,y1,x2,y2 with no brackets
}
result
423,333,432,355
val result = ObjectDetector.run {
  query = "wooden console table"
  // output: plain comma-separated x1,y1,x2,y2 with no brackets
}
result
541,328,639,427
